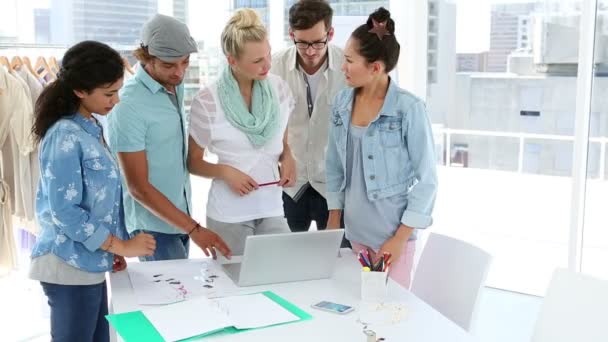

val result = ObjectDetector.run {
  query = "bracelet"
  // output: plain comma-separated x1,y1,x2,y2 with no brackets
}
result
188,222,200,236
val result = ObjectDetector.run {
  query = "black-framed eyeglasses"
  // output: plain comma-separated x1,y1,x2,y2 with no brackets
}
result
293,37,328,50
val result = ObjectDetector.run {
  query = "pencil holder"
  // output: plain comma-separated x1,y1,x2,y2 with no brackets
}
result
361,270,388,302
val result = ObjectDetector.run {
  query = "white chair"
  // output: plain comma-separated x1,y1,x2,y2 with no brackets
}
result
411,233,491,331
531,268,608,342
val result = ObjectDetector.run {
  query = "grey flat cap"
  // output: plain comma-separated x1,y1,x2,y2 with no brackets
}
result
141,14,197,62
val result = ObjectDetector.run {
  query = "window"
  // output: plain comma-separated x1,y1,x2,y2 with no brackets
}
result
428,0,585,295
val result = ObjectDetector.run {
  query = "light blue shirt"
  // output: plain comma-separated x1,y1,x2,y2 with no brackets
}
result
32,114,127,273
107,64,191,235
326,79,438,230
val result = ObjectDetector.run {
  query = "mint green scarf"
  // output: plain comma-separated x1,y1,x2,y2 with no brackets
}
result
217,67,279,147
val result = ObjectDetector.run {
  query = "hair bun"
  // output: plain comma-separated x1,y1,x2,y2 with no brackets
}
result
367,7,395,34
232,8,264,29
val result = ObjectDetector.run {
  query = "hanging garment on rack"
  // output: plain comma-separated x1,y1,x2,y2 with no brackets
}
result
7,70,38,226
16,66,42,114
9,69,35,155
0,67,32,152
0,178,17,275
0,67,21,216
0,64,37,227
1,136,23,218
15,67,42,221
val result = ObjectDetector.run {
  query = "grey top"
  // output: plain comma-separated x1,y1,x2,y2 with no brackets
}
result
344,124,415,250
29,253,105,285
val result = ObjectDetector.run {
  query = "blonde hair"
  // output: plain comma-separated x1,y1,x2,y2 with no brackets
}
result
133,46,154,64
221,8,267,58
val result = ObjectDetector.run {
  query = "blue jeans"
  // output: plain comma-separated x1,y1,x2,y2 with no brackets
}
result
41,281,109,342
130,230,190,261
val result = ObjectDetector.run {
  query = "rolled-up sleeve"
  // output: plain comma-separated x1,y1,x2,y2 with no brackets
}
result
40,129,110,251
325,95,346,210
400,100,438,229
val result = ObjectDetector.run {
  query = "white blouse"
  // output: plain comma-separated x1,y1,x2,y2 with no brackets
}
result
189,74,294,223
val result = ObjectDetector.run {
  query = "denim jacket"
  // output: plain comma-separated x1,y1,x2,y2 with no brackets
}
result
32,114,127,273
325,79,438,229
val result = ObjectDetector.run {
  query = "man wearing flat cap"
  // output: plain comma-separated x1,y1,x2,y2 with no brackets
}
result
108,14,232,261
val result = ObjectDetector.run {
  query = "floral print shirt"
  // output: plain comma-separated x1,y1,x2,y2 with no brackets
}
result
31,113,127,273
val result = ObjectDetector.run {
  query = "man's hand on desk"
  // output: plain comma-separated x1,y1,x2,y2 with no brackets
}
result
190,226,232,260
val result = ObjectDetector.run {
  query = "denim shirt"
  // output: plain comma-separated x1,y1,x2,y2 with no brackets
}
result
326,79,438,229
32,114,127,273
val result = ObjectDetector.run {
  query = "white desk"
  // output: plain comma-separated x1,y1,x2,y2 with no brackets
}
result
108,249,477,341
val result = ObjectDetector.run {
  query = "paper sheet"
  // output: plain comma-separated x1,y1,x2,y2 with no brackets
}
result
127,260,240,305
215,293,300,329
142,296,232,342
142,293,301,341
106,291,313,342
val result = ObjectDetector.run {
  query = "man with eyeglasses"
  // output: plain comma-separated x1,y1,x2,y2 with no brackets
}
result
271,0,348,245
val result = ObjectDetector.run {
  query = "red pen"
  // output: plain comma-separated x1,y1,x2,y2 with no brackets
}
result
258,180,280,187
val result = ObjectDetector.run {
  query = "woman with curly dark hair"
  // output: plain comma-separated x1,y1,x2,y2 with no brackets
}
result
30,40,156,342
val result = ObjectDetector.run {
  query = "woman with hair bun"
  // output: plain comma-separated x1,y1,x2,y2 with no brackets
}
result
187,9,296,255
326,8,438,288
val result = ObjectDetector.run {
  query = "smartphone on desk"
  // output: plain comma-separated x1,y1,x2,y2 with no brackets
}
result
311,301,354,314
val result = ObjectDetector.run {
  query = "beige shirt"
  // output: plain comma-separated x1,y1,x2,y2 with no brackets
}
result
0,67,35,222
16,66,43,124
5,69,34,156
0,179,17,275
11,68,41,224
270,44,346,199
0,67,31,150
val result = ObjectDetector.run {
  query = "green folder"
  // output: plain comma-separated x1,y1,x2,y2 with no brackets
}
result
106,291,312,342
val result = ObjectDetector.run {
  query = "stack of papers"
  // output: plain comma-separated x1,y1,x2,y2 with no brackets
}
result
106,291,312,342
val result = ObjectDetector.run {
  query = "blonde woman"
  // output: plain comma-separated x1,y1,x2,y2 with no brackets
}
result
188,9,296,255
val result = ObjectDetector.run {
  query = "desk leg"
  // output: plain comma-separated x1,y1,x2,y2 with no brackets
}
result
107,274,118,342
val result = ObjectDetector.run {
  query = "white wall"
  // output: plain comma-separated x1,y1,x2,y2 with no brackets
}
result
391,0,428,98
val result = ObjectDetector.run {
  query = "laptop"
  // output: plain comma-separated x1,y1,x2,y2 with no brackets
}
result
222,229,345,287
